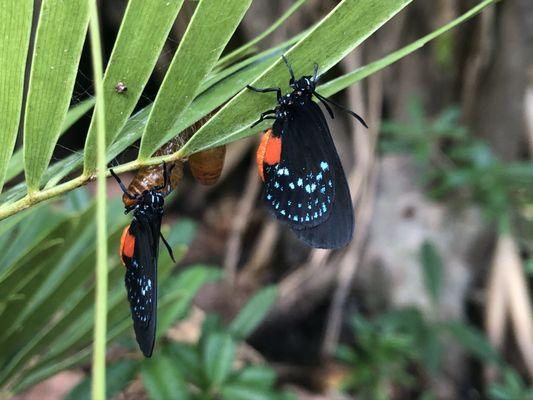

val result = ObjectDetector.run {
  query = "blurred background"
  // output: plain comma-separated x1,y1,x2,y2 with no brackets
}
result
7,0,533,398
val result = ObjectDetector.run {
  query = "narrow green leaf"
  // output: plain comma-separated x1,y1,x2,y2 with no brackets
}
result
202,332,235,387
233,365,277,389
0,0,33,194
138,0,254,158
83,0,185,173
443,321,502,366
216,0,308,69
141,356,190,400
179,0,412,156
23,0,90,191
318,0,499,97
229,286,277,340
220,384,274,400
419,240,442,305
5,98,94,184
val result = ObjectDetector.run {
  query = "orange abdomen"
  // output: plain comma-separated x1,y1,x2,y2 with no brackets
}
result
256,129,282,181
120,225,135,266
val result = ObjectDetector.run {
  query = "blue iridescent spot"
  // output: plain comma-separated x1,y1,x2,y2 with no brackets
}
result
320,187,326,194
289,182,295,189
297,178,303,186
287,200,292,206
280,210,286,215
305,184,311,193
293,216,298,222
316,172,323,181
320,161,329,171
274,181,280,188
267,194,272,200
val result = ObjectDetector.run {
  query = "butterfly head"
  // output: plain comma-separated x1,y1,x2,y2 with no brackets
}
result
289,75,316,94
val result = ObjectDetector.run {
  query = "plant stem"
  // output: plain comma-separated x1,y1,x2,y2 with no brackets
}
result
89,2,107,399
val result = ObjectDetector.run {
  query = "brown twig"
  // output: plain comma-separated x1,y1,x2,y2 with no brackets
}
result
239,219,280,284
223,155,261,285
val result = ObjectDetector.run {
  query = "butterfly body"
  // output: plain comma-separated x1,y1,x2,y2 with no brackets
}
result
249,56,367,249
111,165,175,357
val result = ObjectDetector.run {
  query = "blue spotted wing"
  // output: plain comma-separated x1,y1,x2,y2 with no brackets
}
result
123,210,161,357
263,101,354,248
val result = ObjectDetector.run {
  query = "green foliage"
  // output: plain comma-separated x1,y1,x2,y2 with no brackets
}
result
337,313,420,399
229,285,277,340
66,286,289,399
0,188,217,395
488,368,533,400
336,241,511,399
380,96,533,226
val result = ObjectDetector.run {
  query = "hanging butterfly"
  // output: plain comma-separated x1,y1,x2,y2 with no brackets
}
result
110,162,176,357
248,55,367,249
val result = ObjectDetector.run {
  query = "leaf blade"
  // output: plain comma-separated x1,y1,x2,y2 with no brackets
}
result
229,286,277,340
0,0,33,194
138,0,254,158
23,0,90,191
83,0,185,173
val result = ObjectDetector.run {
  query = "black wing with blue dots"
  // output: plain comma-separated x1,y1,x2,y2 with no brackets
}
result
262,101,354,248
121,211,161,357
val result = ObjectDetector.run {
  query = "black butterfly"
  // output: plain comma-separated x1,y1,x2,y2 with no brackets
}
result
110,163,175,357
250,56,367,249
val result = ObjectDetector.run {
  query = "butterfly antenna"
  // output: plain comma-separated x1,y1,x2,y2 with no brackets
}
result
314,91,368,128
282,54,295,82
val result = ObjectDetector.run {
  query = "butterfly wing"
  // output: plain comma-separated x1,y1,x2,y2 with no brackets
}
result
122,210,161,357
263,101,354,248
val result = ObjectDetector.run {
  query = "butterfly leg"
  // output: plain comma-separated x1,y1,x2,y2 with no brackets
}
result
251,110,277,128
246,85,282,102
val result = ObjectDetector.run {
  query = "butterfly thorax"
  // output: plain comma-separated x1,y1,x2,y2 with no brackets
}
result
274,75,316,129
125,190,165,215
